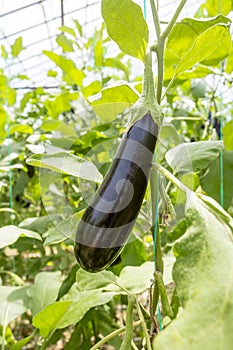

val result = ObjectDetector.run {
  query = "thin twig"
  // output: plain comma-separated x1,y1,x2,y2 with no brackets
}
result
89,321,141,350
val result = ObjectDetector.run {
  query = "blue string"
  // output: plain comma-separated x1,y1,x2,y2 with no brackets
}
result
143,0,147,19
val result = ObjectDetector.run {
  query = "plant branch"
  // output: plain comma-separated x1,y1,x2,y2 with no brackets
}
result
149,0,189,103
150,0,161,39
136,301,152,350
89,321,141,350
161,0,188,40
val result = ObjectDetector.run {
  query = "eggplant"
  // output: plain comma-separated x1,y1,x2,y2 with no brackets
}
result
74,112,158,272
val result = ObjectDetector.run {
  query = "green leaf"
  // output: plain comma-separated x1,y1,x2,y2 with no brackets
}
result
93,25,104,67
27,271,62,315
82,80,102,98
56,34,74,52
165,16,231,86
0,106,7,142
26,151,103,183
43,51,85,86
40,120,77,137
153,195,233,350
223,120,233,150
225,43,233,74
10,335,33,350
104,58,130,79
47,69,58,77
76,262,155,294
196,0,233,17
121,236,147,266
43,213,81,245
59,25,76,38
45,92,79,119
0,225,42,249
101,0,149,61
200,150,233,209
57,265,79,300
76,269,117,291
20,91,33,111
117,262,154,293
0,286,28,327
10,124,33,135
165,141,224,173
33,290,115,337
19,216,54,234
174,24,231,81
73,19,82,36
0,75,16,105
32,301,72,338
90,82,139,122
11,37,25,57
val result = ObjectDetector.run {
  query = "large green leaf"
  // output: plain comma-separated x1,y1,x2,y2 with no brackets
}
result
76,262,156,294
43,51,85,86
153,194,233,350
33,290,115,338
27,271,62,316
164,16,231,85
26,151,103,183
165,141,224,173
0,286,28,328
90,82,139,122
101,0,148,61
200,150,233,209
0,225,42,249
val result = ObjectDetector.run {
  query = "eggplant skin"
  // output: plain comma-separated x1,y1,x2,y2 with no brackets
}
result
74,113,158,272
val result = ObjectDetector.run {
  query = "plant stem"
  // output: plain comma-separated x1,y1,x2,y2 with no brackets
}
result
120,294,136,350
136,301,152,350
150,0,161,39
131,340,140,350
150,0,189,103
153,163,188,194
89,321,141,350
1,326,6,350
161,0,188,40
155,44,164,105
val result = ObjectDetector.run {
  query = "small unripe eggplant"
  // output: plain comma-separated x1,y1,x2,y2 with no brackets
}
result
74,112,158,272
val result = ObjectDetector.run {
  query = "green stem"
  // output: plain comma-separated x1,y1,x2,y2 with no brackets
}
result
161,0,188,40
1,326,6,350
136,301,152,350
130,51,162,126
89,321,141,350
155,44,164,105
120,295,136,350
150,0,189,103
153,163,188,194
150,0,161,38
131,341,140,350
